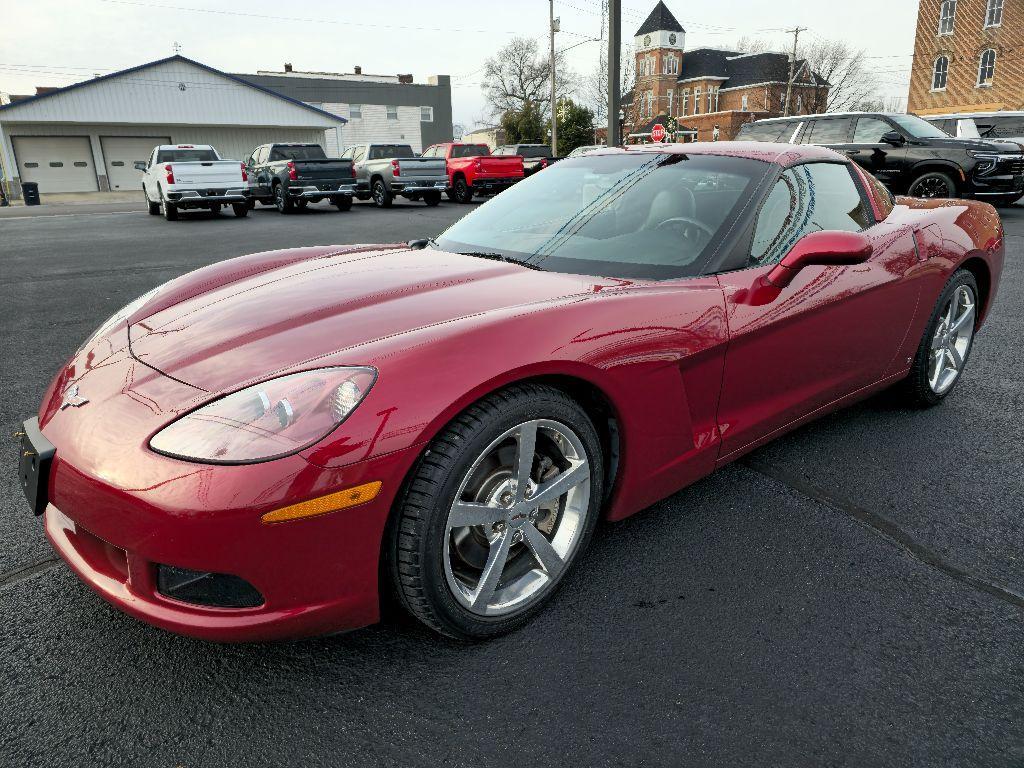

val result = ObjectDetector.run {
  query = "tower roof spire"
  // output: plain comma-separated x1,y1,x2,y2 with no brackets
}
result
635,1,684,36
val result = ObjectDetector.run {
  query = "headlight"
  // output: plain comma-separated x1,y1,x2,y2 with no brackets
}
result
149,367,376,464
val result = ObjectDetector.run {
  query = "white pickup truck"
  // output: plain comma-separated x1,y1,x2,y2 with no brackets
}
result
135,145,250,220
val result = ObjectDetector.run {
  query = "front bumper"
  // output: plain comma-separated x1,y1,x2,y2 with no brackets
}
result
969,154,1024,198
288,184,357,200
41,439,421,642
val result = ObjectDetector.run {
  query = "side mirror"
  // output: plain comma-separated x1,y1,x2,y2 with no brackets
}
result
765,230,873,288
881,130,904,146
134,161,147,172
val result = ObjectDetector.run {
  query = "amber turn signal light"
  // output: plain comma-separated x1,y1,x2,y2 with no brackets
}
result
261,481,382,524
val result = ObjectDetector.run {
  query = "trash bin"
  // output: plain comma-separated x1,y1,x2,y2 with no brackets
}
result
21,182,41,206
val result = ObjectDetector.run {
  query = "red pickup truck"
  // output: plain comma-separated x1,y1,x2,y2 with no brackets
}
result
422,142,525,203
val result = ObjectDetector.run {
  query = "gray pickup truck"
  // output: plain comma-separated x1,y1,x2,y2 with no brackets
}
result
341,143,448,207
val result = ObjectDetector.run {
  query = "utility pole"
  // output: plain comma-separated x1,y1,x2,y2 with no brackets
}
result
607,0,621,146
782,26,806,117
549,1,559,154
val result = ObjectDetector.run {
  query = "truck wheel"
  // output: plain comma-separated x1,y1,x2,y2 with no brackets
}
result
423,192,442,207
453,177,473,204
372,179,393,208
147,198,160,215
908,171,957,199
161,197,178,221
274,184,293,214
232,203,249,218
334,197,352,212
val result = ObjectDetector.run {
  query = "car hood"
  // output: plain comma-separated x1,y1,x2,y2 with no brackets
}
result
127,245,596,393
930,137,1023,154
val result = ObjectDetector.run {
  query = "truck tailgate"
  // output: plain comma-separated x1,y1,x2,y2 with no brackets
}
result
394,158,447,179
172,161,243,186
293,159,351,180
478,156,524,176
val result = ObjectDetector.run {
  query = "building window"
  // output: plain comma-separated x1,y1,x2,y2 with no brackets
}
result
349,104,362,119
708,87,719,113
663,54,678,75
932,56,949,90
712,125,720,141
985,0,1003,27
796,94,803,113
938,0,956,35
694,87,701,115
667,89,674,115
681,89,689,115
741,94,749,111
645,90,654,118
977,49,996,86
420,106,433,122
387,105,399,120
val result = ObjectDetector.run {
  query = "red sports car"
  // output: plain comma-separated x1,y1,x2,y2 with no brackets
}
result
18,143,1004,641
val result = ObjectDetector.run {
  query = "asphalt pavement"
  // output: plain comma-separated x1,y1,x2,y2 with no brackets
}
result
1,197,1022,767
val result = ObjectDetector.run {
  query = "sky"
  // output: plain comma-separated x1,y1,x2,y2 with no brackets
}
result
0,0,921,129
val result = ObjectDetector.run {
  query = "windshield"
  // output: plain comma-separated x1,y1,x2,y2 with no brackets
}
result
156,148,219,163
368,145,414,160
269,145,327,161
435,152,768,280
452,144,490,158
889,114,951,139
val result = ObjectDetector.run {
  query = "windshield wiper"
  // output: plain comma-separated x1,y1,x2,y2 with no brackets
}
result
455,251,544,270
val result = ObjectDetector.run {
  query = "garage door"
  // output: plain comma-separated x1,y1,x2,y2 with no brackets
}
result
13,136,98,193
101,136,169,191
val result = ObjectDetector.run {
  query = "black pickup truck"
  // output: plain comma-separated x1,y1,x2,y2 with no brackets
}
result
736,112,1024,206
245,143,357,213
492,144,561,176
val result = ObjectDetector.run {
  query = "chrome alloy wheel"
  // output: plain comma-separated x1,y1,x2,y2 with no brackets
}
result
443,419,591,617
929,284,976,394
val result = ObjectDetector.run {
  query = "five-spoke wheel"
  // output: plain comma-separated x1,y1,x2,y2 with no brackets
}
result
389,384,603,639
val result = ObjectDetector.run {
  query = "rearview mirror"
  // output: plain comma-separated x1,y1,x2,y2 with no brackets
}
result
134,161,147,172
765,230,873,288
881,130,904,146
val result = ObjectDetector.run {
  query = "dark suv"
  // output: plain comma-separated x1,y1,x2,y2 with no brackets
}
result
736,112,1024,206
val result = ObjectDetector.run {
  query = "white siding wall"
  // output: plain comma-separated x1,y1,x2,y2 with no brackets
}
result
0,60,342,129
322,104,423,153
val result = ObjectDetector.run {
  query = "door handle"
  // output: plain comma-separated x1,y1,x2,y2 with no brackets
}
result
843,150,860,157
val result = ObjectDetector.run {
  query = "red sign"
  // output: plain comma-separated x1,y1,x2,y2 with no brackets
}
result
650,123,666,142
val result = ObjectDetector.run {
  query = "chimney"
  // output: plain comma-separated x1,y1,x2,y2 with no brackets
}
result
398,74,413,84
354,65,362,75
284,63,293,72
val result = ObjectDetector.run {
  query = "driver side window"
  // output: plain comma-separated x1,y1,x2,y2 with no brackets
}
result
750,163,872,268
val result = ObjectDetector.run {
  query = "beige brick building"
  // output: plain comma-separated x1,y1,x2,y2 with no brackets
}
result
622,2,826,142
907,0,1023,115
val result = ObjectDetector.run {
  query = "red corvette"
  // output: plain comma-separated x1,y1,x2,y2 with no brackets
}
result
18,143,1003,641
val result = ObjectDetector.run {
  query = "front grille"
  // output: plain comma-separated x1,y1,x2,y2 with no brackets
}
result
157,565,263,609
998,156,1024,174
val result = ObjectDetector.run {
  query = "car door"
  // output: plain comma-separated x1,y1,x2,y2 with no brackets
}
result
714,160,921,462
834,116,909,190
799,115,854,151
352,145,369,188
251,146,272,199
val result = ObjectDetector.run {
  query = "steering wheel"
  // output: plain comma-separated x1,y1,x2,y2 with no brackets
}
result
656,216,716,244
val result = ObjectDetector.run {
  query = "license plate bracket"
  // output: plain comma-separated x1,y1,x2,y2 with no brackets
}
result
18,417,55,517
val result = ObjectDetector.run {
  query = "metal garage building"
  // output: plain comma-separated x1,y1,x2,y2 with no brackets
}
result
0,56,346,199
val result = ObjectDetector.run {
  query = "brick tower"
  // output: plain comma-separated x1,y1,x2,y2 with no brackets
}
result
631,1,686,126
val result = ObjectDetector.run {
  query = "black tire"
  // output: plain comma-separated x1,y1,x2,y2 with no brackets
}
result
246,198,256,210
908,171,957,199
445,189,457,202
274,184,293,214
452,176,473,204
899,268,979,407
334,196,352,212
146,191,160,216
161,197,178,221
423,191,442,207
372,178,393,208
388,383,604,640
232,203,249,218
209,204,222,215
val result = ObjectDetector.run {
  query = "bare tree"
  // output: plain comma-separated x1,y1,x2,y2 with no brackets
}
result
733,36,772,54
802,39,878,113
585,43,635,127
482,37,579,119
